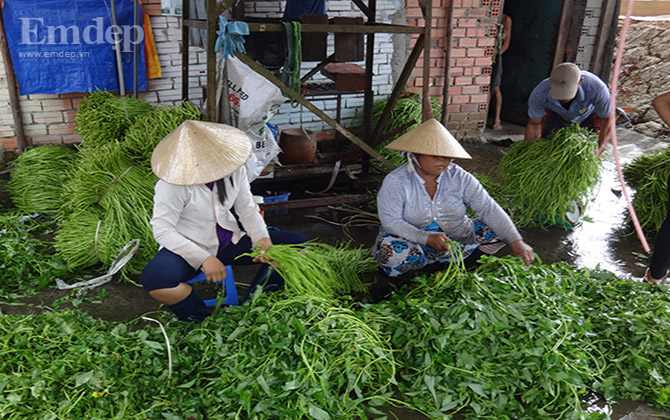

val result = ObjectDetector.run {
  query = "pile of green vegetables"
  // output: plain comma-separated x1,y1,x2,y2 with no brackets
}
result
622,146,670,233
3,255,670,419
0,211,73,299
6,91,202,280
6,146,78,215
371,94,442,166
497,125,602,227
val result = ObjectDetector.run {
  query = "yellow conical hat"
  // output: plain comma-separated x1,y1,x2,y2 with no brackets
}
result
151,120,251,185
385,118,472,159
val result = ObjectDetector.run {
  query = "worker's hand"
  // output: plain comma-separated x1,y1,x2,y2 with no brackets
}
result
201,255,227,284
426,233,451,252
509,240,534,266
253,237,274,264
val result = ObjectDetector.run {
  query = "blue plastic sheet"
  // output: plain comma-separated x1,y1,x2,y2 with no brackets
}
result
2,0,147,95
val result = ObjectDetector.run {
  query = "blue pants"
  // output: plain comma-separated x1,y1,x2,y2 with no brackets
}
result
140,230,308,298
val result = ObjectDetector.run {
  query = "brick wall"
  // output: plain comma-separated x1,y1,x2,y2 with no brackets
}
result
0,0,506,150
406,0,501,139
0,0,205,151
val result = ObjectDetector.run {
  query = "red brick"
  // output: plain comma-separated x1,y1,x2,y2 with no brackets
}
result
63,110,78,123
468,9,488,17
463,67,477,76
457,18,478,27
451,48,466,58
449,86,462,95
452,8,467,18
454,76,473,86
1,138,18,150
458,38,477,47
477,38,496,47
466,28,486,37
447,104,460,113
455,58,474,67
462,86,481,94
471,94,489,103
461,103,479,112
451,95,469,104
467,48,486,57
475,57,493,66
474,76,490,84
453,28,466,37
47,123,76,136
429,86,443,96
31,135,63,145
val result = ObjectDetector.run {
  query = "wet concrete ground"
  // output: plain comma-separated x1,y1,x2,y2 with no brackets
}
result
1,123,669,418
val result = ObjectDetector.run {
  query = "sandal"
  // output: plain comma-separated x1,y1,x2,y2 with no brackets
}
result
644,268,669,285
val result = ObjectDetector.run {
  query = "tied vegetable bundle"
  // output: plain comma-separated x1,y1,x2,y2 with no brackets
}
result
75,90,155,149
622,146,670,233
371,94,442,166
55,143,157,276
6,145,78,215
243,242,376,299
122,101,202,166
498,125,601,227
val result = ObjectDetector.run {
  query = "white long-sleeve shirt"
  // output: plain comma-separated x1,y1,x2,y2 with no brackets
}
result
377,163,522,245
150,166,269,270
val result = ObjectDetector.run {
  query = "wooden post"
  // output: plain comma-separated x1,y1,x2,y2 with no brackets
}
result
0,2,26,153
236,53,396,169
421,0,433,122
182,0,190,101
206,0,217,121
441,0,455,125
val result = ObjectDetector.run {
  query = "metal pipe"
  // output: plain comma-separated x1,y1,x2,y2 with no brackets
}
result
110,0,125,96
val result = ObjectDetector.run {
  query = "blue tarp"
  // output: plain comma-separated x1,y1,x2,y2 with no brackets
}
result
2,0,147,95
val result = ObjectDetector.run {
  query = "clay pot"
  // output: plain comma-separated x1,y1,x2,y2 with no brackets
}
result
278,128,317,164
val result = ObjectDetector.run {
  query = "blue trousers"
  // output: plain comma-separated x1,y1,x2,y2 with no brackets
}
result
140,230,308,299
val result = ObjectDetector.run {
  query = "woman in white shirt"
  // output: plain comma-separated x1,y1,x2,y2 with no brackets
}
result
372,119,534,300
141,121,307,322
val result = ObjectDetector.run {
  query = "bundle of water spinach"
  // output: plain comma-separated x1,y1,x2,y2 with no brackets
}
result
498,124,601,227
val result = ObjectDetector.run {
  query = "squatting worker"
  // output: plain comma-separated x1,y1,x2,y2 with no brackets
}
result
524,62,612,157
645,90,670,284
372,119,534,298
140,120,307,323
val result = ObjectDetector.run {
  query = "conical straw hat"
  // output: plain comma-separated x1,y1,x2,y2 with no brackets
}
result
385,118,472,159
151,120,252,185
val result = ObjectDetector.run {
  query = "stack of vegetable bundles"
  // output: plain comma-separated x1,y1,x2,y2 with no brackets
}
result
497,124,602,227
622,146,670,233
8,91,201,279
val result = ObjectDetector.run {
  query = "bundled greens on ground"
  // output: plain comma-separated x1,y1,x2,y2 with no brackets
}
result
622,146,670,233
55,143,157,276
122,101,202,165
498,125,601,227
371,94,442,166
6,146,78,215
4,257,670,418
75,90,155,149
243,242,375,299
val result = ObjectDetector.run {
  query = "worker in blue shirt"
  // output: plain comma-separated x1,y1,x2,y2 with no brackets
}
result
524,62,612,157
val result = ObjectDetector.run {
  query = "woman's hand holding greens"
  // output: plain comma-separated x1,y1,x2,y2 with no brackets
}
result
201,255,228,283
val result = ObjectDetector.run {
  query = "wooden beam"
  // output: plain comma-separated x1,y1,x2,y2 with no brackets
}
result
247,22,424,34
554,0,575,67
351,0,374,20
216,0,237,16
421,0,433,122
235,53,396,170
370,34,425,148
441,0,455,125
258,194,375,210
182,0,191,101
0,3,26,153
206,0,217,121
300,54,335,83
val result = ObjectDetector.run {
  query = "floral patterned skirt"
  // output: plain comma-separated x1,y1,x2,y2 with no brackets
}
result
374,220,503,278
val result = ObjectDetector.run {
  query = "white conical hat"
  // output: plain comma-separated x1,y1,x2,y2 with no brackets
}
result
151,120,251,185
385,118,472,159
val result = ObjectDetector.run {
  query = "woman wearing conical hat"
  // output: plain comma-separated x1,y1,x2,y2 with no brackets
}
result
371,119,534,300
140,121,308,323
